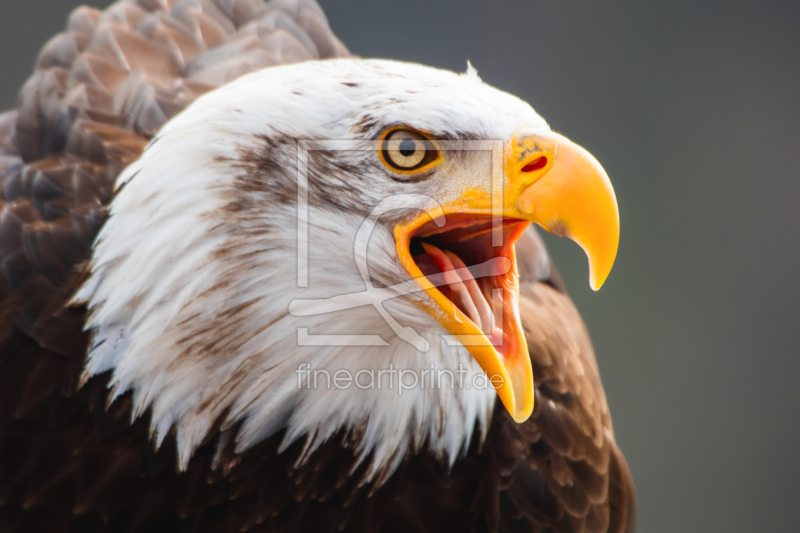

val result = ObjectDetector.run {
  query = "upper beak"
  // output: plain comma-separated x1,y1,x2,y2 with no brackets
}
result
395,130,619,423
510,130,620,290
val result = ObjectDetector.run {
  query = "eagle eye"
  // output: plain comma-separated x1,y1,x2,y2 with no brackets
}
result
380,128,441,174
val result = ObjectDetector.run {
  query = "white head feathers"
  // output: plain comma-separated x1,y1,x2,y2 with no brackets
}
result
74,59,549,481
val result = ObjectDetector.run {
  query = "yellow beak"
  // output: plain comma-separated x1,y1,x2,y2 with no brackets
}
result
395,130,619,422
511,130,620,290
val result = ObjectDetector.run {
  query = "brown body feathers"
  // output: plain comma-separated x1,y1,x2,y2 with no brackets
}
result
0,1,635,532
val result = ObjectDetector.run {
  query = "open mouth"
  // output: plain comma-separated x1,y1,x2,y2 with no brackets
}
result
409,215,530,358
387,130,619,424
394,212,534,421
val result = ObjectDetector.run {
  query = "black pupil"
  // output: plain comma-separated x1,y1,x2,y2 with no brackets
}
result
399,139,417,157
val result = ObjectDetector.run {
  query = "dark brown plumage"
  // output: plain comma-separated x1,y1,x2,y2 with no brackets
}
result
0,1,635,532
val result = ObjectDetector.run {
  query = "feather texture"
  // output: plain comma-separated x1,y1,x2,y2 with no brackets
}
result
0,1,635,532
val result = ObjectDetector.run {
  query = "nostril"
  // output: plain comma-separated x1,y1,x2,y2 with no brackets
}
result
521,157,547,173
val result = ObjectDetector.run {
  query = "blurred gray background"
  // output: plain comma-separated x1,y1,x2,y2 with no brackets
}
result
1,0,798,531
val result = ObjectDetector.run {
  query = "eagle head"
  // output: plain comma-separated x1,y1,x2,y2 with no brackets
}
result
75,59,618,480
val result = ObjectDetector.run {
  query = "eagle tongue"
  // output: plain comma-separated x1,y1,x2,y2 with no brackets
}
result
419,243,492,332
442,250,494,333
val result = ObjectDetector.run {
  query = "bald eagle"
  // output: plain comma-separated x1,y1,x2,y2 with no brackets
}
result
0,1,636,532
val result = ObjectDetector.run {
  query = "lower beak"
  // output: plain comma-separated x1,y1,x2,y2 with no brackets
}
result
395,130,619,422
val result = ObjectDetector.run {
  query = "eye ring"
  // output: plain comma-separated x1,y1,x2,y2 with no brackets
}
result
379,128,442,174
